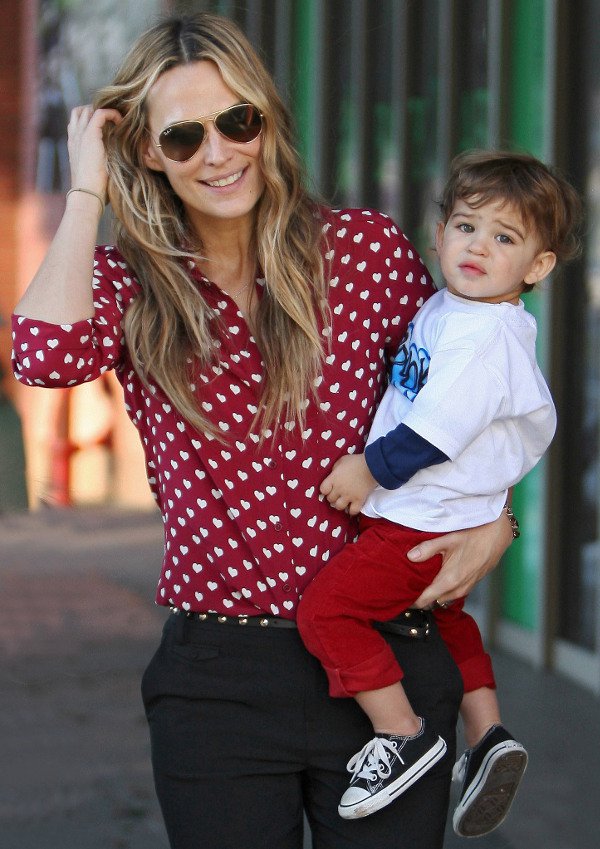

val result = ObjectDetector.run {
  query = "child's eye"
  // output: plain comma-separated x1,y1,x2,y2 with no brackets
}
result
457,222,474,233
496,233,514,244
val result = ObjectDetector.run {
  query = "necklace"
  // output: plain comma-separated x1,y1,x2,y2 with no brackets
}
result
221,280,253,298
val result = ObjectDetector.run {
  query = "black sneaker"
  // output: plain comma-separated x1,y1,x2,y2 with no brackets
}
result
452,724,528,837
338,719,447,819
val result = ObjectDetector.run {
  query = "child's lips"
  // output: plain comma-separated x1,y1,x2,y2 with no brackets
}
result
459,262,486,275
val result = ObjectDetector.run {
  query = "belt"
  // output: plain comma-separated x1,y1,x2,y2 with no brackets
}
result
171,609,297,629
374,609,431,640
171,607,430,639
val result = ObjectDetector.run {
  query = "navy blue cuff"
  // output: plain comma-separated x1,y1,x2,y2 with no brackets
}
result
365,424,449,490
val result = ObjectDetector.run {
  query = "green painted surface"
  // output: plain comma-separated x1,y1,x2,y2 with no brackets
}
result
290,0,318,178
457,88,489,152
336,97,358,197
500,0,549,630
0,397,28,511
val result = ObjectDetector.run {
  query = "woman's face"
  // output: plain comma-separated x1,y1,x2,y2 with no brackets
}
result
143,60,265,234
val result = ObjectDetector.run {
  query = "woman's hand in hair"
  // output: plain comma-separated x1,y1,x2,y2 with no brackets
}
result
67,105,122,201
15,105,124,324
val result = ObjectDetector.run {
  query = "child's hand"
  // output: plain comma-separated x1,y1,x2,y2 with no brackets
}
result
320,454,377,516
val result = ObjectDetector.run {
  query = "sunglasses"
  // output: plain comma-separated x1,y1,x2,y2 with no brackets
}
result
155,103,263,163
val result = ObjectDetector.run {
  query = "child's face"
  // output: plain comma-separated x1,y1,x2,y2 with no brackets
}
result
435,198,556,305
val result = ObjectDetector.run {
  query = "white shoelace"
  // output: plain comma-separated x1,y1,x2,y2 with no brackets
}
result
346,737,404,782
452,751,468,783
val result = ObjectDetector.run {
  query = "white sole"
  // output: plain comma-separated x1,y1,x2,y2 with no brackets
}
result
338,736,447,819
453,741,528,837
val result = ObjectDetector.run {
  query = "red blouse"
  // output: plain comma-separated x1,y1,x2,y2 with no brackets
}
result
12,208,434,617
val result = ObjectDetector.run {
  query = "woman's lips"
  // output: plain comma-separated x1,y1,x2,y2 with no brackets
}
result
203,168,245,188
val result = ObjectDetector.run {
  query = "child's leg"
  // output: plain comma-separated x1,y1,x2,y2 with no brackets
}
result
297,518,444,700
297,518,448,819
355,681,421,736
432,601,496,696
460,686,501,747
434,606,528,838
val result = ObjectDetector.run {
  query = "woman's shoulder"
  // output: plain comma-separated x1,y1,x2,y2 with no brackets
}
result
323,206,424,261
321,206,432,294
322,206,398,234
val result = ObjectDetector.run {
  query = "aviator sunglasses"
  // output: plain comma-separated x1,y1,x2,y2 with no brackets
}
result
155,103,263,163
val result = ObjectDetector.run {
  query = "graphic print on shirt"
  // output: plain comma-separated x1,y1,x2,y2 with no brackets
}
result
390,321,431,401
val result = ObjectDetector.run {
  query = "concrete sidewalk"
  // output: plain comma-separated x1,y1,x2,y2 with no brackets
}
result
1,507,167,849
0,507,596,849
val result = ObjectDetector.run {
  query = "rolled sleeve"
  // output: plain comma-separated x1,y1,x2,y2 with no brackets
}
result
11,315,119,386
11,245,139,388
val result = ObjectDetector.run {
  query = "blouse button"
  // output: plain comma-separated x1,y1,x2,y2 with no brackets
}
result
283,583,292,593
274,522,283,531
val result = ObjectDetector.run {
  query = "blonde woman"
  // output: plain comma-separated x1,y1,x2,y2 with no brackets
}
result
12,14,513,849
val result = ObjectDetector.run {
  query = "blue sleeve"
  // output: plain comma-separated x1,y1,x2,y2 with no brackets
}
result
364,424,449,490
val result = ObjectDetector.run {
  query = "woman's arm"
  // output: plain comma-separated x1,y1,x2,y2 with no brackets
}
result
409,509,514,608
16,106,121,324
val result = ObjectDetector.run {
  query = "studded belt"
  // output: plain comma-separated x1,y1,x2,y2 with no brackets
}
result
171,609,298,628
374,608,431,640
170,607,430,639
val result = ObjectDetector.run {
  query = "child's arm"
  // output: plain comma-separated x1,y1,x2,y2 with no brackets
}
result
320,454,377,516
320,425,448,515
364,423,449,489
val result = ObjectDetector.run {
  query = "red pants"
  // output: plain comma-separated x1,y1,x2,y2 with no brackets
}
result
297,515,495,698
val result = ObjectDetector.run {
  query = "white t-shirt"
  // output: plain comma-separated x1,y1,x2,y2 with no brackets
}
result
362,289,557,532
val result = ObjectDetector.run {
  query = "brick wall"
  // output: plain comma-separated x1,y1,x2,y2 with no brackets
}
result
0,0,25,398
1,1,161,509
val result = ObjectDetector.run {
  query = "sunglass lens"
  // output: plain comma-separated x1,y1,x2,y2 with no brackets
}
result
216,104,262,143
159,122,205,162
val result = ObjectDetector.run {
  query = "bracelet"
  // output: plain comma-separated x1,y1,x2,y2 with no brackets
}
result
504,503,520,539
66,187,105,217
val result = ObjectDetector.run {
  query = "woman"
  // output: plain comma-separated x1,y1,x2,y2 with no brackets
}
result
12,13,513,849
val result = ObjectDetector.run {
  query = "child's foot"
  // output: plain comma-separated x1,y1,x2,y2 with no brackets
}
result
452,724,528,837
338,719,447,819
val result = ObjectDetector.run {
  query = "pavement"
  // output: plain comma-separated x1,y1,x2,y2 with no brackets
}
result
0,506,596,849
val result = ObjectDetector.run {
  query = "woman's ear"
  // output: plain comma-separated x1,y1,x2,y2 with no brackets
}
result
142,138,165,173
524,250,557,286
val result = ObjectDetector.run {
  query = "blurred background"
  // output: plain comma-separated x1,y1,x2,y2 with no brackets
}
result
0,0,600,849
2,0,598,699
0,1,598,846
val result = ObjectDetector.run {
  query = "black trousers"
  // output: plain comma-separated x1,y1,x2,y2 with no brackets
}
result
141,611,463,849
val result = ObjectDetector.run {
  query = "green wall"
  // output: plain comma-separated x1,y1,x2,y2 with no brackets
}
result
500,0,550,629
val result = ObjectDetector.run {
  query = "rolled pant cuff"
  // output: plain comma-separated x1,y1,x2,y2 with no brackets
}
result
323,646,403,698
459,652,496,693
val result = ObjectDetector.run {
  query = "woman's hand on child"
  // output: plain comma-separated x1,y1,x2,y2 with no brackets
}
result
320,454,377,516
408,512,514,608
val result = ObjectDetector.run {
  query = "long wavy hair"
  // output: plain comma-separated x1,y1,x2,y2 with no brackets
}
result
94,13,328,438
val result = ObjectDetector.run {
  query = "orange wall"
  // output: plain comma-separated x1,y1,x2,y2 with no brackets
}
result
1,0,153,510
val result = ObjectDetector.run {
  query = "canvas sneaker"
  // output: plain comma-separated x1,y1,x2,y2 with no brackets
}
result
452,723,528,837
338,719,447,819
